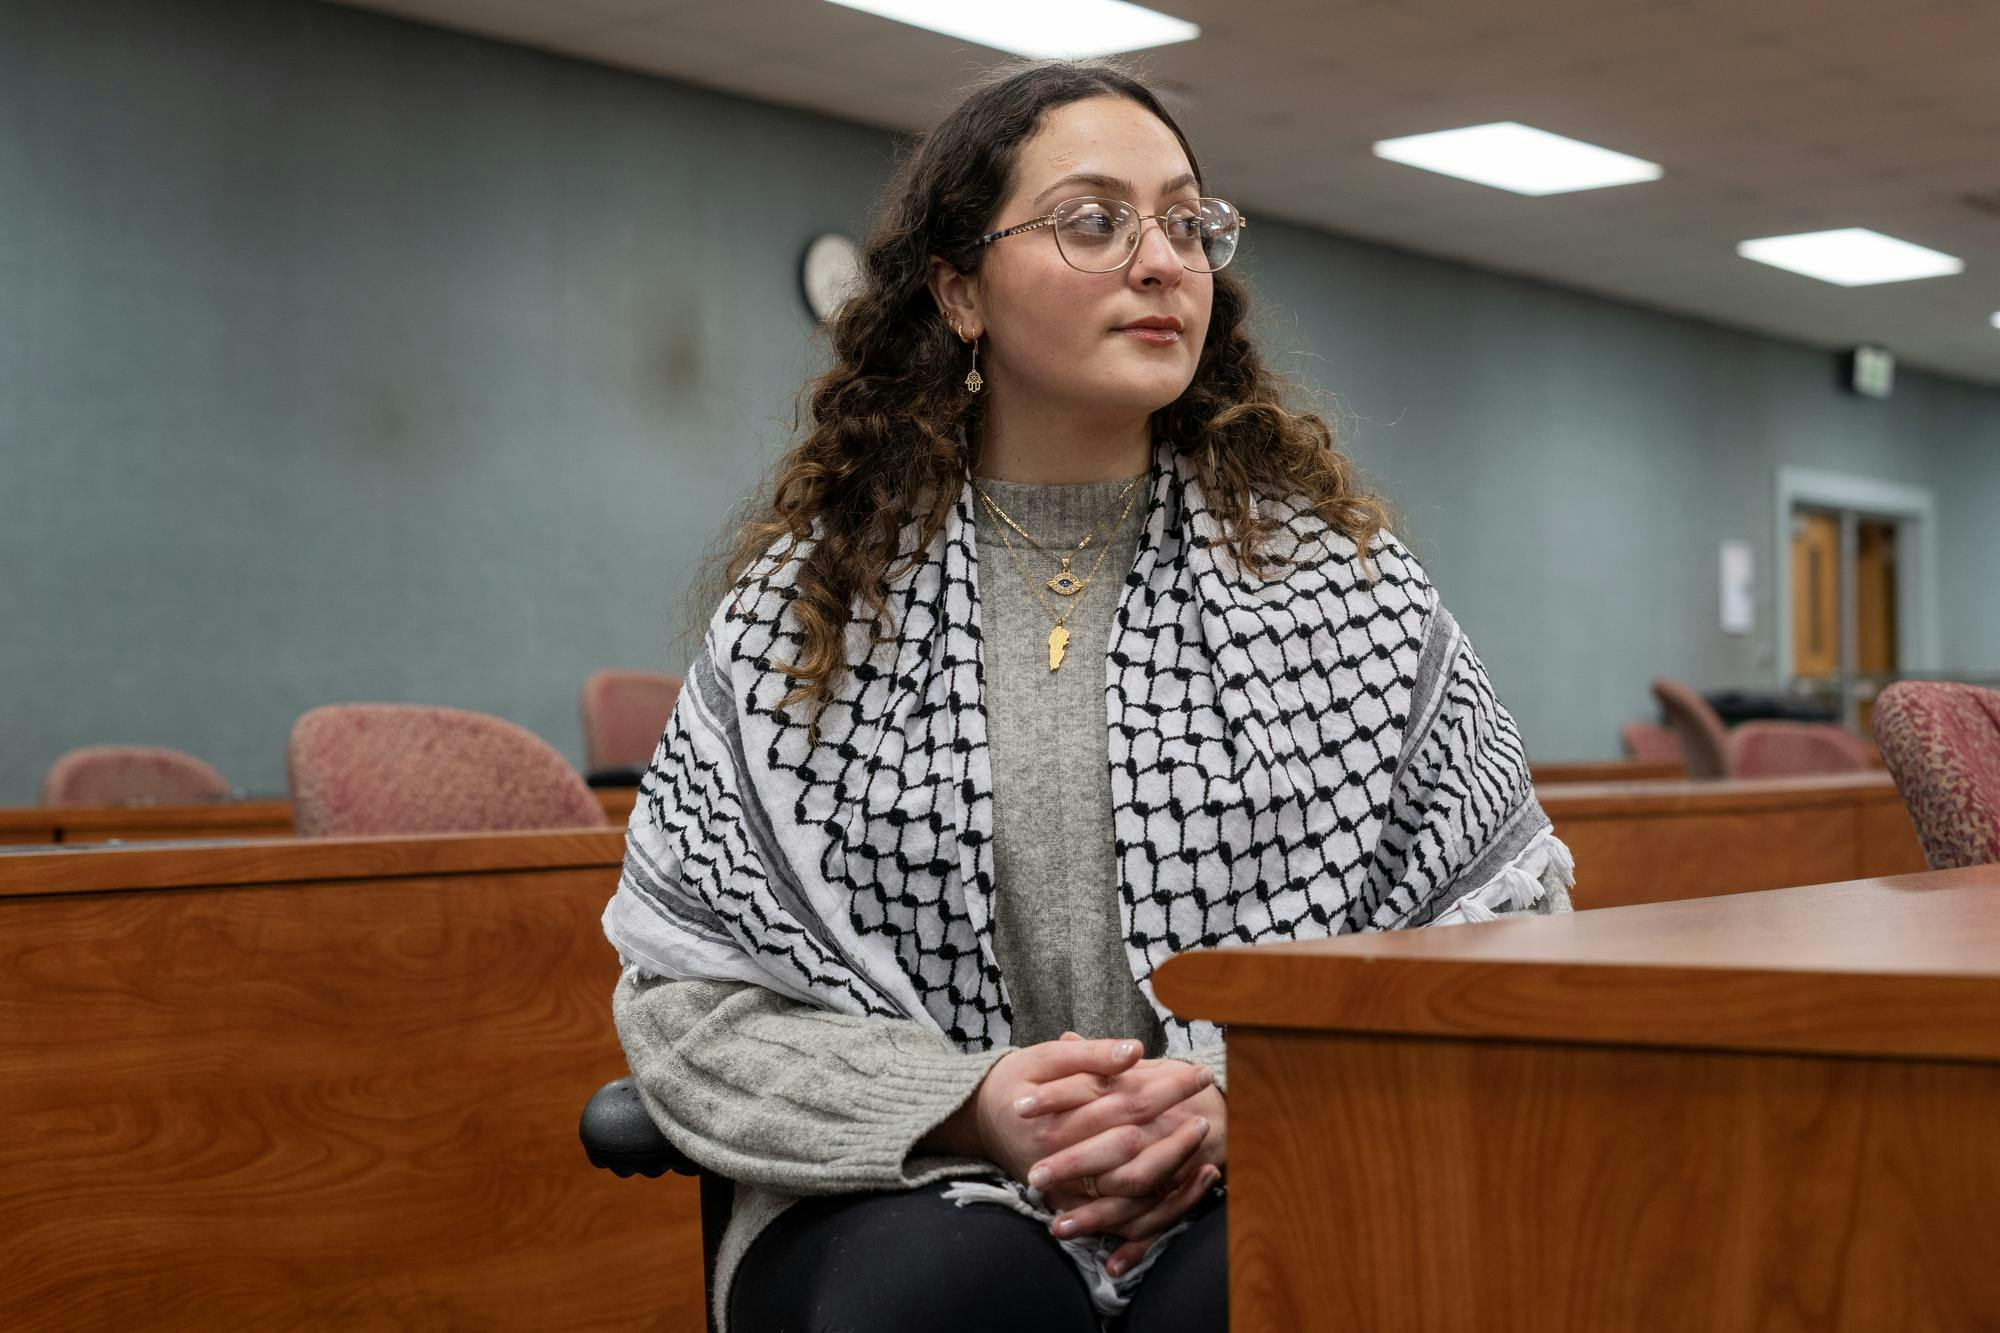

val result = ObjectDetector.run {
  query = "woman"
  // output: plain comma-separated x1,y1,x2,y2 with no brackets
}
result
605,58,1574,1332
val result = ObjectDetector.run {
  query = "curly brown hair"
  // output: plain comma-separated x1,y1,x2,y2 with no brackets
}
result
707,58,1393,715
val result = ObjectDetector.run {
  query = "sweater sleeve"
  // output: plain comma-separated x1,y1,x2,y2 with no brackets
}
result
612,966,1015,1196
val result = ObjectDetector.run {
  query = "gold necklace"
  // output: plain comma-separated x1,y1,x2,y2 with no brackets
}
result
979,479,1143,672
973,473,1145,597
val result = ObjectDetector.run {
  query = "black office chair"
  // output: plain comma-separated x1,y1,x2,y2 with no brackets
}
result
580,1077,731,1333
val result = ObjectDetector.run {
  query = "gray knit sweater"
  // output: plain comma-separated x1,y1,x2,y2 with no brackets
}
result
612,475,1571,1330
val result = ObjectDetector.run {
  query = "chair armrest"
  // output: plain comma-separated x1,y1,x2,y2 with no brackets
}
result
580,1076,702,1179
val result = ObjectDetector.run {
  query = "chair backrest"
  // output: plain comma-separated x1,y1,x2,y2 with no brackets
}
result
40,745,231,806
287,704,608,837
1618,721,1682,763
1649,678,1732,779
579,670,684,773
1871,681,2000,870
1730,721,1874,779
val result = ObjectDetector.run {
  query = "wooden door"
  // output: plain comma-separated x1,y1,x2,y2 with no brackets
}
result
1856,520,1898,675
1791,512,1840,678
1854,519,1899,738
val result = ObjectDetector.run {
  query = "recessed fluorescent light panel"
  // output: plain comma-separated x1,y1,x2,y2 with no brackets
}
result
1370,122,1662,196
1990,311,2000,330
823,0,1198,59
1736,229,1965,286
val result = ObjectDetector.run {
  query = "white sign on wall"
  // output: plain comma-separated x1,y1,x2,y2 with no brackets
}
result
1720,539,1755,635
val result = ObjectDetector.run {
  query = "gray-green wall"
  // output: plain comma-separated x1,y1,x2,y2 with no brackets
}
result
4,0,1996,803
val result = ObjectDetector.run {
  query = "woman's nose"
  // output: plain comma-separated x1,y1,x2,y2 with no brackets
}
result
1127,218,1183,286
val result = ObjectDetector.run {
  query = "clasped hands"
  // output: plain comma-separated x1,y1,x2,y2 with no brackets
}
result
969,1031,1226,1277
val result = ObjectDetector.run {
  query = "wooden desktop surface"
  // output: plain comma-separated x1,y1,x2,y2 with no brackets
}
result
0,829,701,1331
1153,865,2000,1331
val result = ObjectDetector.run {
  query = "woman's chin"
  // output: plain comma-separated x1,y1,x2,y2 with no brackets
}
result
1130,374,1199,414
1092,362,1196,409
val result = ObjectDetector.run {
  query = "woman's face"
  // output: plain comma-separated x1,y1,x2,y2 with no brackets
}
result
944,95,1214,425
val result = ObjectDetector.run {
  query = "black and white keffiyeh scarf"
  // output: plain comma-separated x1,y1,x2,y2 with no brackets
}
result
607,442,1571,1314
607,443,1570,1053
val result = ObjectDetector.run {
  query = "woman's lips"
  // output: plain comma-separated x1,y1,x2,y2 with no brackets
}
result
1117,328,1181,345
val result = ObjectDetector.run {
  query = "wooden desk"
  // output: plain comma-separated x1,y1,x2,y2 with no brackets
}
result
0,799,296,846
1540,772,1926,908
1154,866,2000,1332
0,831,701,1331
1529,758,1683,785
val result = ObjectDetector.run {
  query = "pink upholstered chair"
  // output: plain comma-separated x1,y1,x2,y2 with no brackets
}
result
1618,721,1682,763
1871,682,2000,869
40,745,231,806
579,670,684,773
1649,679,1733,780
287,704,608,837
1730,721,1873,778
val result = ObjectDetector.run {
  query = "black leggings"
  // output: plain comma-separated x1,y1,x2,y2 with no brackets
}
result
729,1181,1227,1332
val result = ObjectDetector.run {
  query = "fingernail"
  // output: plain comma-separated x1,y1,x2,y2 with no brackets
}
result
1196,1117,1210,1135
1054,1217,1077,1237
1197,1068,1213,1087
1107,1259,1124,1277
1028,1166,1051,1189
1114,1040,1138,1060
1013,1095,1038,1115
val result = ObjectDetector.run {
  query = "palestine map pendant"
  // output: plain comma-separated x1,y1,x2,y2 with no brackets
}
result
1046,557,1084,597
1047,625,1070,672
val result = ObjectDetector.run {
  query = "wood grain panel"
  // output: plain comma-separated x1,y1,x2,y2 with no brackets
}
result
1538,773,1926,908
1224,1028,2000,1332
0,844,701,1331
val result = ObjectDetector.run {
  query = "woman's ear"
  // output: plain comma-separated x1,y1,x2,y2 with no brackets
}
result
927,255,981,341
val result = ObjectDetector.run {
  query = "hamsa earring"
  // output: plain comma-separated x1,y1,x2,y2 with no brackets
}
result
950,319,982,394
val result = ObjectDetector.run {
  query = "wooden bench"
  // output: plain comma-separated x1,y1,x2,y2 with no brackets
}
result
1527,758,1683,785
1539,771,1926,908
0,788,631,846
0,799,296,846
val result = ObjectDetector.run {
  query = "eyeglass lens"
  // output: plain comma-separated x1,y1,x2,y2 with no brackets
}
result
1052,198,1242,273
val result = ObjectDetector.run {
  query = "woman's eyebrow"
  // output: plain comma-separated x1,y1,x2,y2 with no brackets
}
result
1031,170,1200,210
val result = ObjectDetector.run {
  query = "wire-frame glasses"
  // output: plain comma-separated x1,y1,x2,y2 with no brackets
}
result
979,195,1248,274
